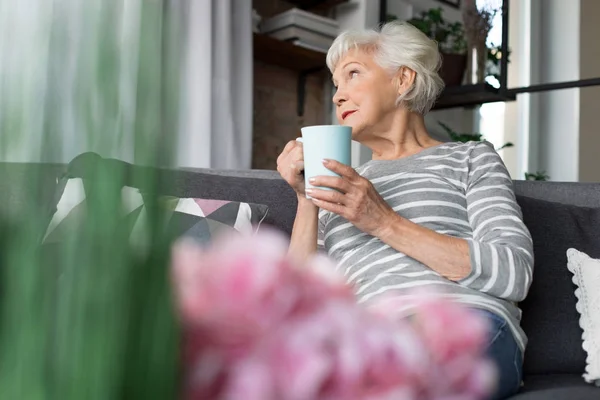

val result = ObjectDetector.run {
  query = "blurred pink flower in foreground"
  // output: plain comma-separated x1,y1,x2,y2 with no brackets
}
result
170,229,497,400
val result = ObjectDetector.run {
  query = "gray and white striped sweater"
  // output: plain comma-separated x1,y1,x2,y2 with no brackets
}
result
317,141,534,351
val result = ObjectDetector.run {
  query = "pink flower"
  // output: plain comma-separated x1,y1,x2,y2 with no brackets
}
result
370,291,496,398
368,290,490,360
171,230,303,354
170,229,497,400
412,298,489,364
223,300,428,400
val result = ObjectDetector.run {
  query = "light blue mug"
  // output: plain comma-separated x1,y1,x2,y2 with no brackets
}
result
298,125,352,199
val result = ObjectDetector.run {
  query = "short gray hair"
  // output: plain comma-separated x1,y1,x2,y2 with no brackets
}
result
326,21,444,114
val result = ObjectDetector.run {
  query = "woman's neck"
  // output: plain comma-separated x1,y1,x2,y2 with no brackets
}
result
368,110,441,161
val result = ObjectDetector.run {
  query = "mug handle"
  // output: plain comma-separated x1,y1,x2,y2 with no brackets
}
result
295,137,304,175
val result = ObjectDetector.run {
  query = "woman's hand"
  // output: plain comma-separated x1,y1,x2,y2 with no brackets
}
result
276,139,306,198
306,159,399,237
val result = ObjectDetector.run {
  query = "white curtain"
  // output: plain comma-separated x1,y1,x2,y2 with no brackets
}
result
0,0,178,165
177,0,253,170
0,0,253,169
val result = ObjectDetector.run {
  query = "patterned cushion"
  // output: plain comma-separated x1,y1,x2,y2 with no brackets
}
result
43,178,269,247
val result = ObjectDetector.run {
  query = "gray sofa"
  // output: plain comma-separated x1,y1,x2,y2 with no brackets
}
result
1,158,600,400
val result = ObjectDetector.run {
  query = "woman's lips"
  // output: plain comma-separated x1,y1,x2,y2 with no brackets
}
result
342,110,357,120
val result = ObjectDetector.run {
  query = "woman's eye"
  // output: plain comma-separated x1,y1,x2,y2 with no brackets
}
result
349,70,359,78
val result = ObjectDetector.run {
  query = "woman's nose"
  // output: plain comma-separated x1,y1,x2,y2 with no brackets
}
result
332,87,347,106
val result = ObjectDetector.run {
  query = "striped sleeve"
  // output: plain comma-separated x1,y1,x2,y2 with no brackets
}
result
317,209,327,253
458,142,534,302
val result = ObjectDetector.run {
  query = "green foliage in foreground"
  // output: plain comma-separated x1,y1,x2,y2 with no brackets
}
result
0,0,184,397
0,167,181,400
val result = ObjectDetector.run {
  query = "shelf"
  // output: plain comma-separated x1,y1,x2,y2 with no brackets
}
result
253,33,327,72
286,0,349,11
432,83,516,110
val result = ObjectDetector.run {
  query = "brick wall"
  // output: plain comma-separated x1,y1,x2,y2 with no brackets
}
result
252,0,331,170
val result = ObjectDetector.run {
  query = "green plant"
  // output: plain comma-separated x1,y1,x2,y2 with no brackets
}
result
438,121,513,151
390,7,510,85
486,43,511,84
0,1,182,398
403,8,468,55
438,121,549,181
524,171,550,181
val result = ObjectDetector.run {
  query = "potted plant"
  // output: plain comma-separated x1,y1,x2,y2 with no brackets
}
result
524,171,550,181
403,8,468,87
438,120,513,150
438,121,549,181
389,7,509,88
486,43,510,86
462,0,500,84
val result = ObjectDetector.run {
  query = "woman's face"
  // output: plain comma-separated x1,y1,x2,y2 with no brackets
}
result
332,49,399,140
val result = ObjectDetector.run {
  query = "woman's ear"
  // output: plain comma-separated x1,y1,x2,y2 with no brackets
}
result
395,67,417,95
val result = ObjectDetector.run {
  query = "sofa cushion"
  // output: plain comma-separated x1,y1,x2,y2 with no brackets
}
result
566,248,600,385
161,168,296,235
43,177,269,248
516,195,600,375
507,374,600,399
63,152,298,236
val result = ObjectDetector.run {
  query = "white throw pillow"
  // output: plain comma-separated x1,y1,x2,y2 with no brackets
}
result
566,248,600,386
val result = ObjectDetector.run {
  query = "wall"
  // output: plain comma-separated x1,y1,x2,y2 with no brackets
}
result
536,0,580,182
577,0,600,182
501,0,530,179
523,0,600,182
252,64,325,170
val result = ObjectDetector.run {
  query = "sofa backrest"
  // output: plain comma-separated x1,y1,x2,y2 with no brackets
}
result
514,180,600,207
4,160,599,234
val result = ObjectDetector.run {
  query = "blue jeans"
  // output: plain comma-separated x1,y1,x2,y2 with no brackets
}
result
478,310,524,400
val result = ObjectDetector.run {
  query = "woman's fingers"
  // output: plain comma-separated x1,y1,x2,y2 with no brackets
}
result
309,176,351,193
305,187,346,205
290,160,304,176
291,143,303,160
323,159,360,182
277,140,300,165
276,139,307,196
281,140,297,156
289,144,304,173
278,141,303,173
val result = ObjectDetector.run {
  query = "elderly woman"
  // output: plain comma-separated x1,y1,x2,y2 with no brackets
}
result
277,21,533,399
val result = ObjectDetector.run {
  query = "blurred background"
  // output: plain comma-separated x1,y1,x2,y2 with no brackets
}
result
2,0,599,180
